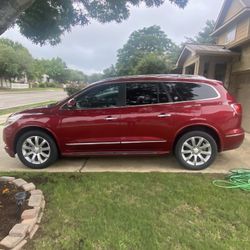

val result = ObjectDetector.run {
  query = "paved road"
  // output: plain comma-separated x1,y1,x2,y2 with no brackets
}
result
0,125,249,173
0,89,67,109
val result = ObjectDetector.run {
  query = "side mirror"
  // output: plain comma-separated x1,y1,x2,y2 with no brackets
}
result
66,98,76,109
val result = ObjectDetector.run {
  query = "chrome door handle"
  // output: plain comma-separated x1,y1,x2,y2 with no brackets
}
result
105,116,118,121
158,113,171,118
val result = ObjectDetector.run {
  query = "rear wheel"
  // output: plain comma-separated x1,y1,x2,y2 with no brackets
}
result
175,131,217,170
16,130,58,169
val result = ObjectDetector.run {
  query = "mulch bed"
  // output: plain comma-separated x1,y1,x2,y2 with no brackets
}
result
0,181,30,239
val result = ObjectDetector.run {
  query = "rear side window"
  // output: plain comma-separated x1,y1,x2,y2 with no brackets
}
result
126,83,158,105
161,82,218,102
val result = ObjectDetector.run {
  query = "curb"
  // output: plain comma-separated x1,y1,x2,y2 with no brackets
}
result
0,177,45,250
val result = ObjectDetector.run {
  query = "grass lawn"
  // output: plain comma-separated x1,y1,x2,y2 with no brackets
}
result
0,101,55,116
3,173,249,250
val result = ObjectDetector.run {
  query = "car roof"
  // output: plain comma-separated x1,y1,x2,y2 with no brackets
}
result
92,74,222,86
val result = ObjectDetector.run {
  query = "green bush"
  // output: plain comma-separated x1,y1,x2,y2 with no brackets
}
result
38,82,47,88
46,82,57,88
65,83,86,96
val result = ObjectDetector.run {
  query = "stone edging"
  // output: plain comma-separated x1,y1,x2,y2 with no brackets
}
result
0,176,45,250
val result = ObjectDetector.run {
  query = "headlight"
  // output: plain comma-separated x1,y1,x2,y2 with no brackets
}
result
4,114,23,127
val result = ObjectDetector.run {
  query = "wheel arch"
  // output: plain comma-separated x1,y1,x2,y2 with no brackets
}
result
14,126,60,155
172,124,222,152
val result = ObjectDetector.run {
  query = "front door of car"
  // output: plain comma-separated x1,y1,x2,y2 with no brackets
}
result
57,83,123,154
120,82,174,152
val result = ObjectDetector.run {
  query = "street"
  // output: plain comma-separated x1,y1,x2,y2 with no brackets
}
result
0,89,67,109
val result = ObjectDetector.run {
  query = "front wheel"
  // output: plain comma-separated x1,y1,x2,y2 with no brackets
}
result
16,130,58,169
175,131,217,170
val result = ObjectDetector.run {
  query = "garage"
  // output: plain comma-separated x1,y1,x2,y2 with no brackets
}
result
231,72,250,132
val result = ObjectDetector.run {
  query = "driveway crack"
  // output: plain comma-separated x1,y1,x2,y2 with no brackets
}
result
78,157,89,172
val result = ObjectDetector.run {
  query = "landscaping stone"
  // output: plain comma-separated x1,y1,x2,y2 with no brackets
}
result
30,189,42,195
22,183,36,191
12,240,27,250
29,225,39,239
0,177,45,249
12,179,27,187
41,200,46,209
28,195,43,207
21,218,37,233
0,176,15,182
21,209,39,220
37,212,44,224
0,235,24,249
9,224,29,238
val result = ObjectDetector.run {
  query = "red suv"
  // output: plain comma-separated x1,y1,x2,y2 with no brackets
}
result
3,75,244,170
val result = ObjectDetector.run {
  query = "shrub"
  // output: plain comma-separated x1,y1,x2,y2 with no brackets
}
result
65,83,86,96
38,82,47,88
46,82,57,88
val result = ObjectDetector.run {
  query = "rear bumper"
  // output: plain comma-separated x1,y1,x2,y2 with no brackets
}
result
223,129,245,151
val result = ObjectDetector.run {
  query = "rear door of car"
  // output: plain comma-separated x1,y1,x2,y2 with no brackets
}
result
119,82,174,153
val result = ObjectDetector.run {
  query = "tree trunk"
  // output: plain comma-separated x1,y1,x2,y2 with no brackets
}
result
0,0,35,35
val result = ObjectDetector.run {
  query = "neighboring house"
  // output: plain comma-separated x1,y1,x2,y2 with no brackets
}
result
177,0,250,132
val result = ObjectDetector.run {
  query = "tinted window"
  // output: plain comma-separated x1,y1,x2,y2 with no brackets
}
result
126,83,158,105
76,84,119,109
159,83,172,103
161,82,218,102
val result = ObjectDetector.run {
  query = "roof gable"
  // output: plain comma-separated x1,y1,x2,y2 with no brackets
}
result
176,44,239,67
214,0,247,31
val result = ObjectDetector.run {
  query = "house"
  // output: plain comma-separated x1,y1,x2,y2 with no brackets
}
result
176,0,250,132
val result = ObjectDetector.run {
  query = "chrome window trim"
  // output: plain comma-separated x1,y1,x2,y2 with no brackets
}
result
60,80,221,110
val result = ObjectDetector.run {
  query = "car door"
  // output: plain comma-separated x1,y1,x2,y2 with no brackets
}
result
57,83,123,154
119,82,174,153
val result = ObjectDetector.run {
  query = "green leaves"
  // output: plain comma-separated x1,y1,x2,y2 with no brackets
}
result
115,25,180,75
14,0,188,45
0,38,33,81
185,20,216,45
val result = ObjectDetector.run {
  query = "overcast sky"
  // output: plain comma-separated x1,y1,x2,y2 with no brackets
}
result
2,0,224,74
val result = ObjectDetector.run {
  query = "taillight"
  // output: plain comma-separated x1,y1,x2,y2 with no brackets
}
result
230,103,242,115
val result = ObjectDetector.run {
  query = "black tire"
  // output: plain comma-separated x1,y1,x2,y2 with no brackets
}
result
174,131,217,170
16,130,58,169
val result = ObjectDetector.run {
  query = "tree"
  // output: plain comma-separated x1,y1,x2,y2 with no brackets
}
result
0,38,33,85
116,25,179,75
0,0,189,45
87,73,104,83
134,54,172,75
185,20,216,44
103,65,117,78
46,57,67,82
64,69,87,83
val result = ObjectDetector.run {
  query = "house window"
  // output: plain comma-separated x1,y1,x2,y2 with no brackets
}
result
225,27,236,43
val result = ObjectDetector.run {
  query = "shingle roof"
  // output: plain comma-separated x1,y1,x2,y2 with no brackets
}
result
185,44,234,55
176,44,240,67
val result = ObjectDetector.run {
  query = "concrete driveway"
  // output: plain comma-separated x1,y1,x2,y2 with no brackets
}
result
0,125,249,173
0,89,67,109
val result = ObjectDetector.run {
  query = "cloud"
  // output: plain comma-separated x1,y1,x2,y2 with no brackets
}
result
2,0,223,74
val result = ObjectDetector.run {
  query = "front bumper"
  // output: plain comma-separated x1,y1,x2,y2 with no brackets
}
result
3,126,16,158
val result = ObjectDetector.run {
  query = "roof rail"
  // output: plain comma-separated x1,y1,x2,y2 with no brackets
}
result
93,74,208,84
